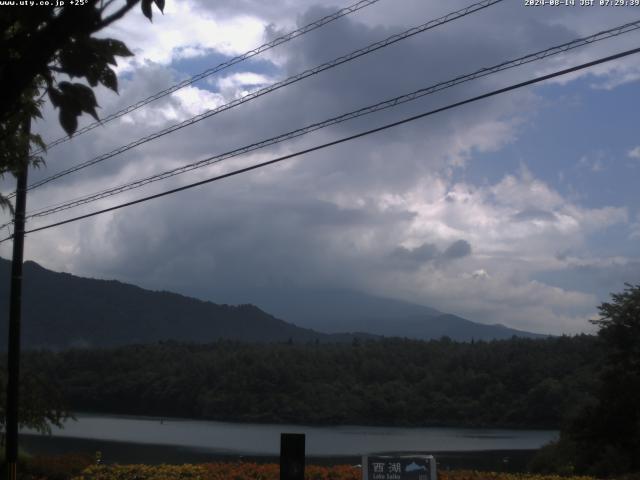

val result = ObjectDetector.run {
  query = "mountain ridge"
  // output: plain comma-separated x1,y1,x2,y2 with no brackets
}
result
214,286,547,340
0,259,354,349
0,258,546,349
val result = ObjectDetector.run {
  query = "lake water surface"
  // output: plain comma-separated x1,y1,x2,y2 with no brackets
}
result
22,413,558,457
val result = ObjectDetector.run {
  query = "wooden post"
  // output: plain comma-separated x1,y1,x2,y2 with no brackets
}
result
280,433,305,480
5,118,30,480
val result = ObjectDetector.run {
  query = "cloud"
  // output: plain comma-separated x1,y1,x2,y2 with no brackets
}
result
628,146,640,159
390,243,440,266
216,72,276,98
18,158,626,335
469,269,490,280
388,239,471,270
577,154,606,173
588,63,640,91
443,239,472,259
533,256,640,304
104,0,267,70
630,212,640,240
3,0,637,338
511,209,558,223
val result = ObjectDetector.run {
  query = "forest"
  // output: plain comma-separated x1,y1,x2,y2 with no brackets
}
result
16,335,600,429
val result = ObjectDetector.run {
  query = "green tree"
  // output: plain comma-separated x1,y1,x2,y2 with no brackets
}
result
0,0,165,208
0,356,70,443
592,283,640,375
0,0,165,447
577,283,640,475
535,284,640,476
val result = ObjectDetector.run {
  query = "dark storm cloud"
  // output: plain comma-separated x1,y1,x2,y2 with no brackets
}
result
26,0,583,203
11,0,640,336
27,63,189,187
390,243,439,266
443,239,472,259
27,0,640,200
63,180,417,297
388,239,472,270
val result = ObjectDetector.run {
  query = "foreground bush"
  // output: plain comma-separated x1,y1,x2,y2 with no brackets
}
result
71,464,207,480
441,471,595,480
68,463,599,480
69,463,360,480
21,454,94,480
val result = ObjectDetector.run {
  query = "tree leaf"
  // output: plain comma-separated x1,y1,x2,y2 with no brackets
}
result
40,70,54,87
99,67,118,93
70,83,100,121
59,108,78,137
48,87,62,108
29,154,45,169
105,39,134,58
153,0,165,13
56,82,100,123
141,0,153,21
29,133,47,153
85,64,100,87
59,39,94,78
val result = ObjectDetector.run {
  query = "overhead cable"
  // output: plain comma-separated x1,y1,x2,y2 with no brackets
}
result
2,45,637,243
22,19,640,220
38,0,384,153
16,0,504,197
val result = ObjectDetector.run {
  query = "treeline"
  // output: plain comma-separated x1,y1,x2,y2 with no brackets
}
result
20,335,601,429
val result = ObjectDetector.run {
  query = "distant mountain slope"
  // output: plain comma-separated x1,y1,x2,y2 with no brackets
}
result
0,259,349,349
218,288,548,341
0,259,546,348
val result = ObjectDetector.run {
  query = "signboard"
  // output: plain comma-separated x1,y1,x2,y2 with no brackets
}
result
362,455,436,480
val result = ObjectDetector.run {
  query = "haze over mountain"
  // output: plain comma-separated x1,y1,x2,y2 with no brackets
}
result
213,287,548,340
0,258,346,349
0,258,545,349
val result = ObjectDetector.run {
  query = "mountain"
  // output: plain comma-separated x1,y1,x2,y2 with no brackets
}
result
0,258,546,349
213,287,548,341
0,258,364,349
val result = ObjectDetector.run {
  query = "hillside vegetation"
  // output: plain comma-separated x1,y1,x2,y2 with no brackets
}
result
19,335,599,429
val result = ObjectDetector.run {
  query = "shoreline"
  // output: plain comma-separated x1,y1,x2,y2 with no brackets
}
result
67,411,559,432
20,434,540,472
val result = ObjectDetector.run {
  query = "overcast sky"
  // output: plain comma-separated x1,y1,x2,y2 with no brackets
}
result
2,0,640,335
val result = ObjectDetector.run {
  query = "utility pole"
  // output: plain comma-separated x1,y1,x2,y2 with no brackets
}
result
5,118,30,480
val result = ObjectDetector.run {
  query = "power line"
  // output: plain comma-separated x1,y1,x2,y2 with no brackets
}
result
38,0,383,154
15,0,504,197
2,45,637,244
22,19,640,220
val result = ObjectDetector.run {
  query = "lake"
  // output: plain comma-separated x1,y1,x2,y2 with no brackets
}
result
21,413,558,469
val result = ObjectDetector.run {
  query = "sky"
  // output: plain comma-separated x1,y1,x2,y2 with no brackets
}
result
1,0,639,335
